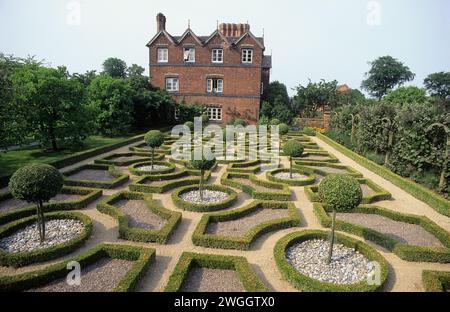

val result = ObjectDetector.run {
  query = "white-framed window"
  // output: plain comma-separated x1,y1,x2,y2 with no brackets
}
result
206,78,223,93
207,107,222,121
242,49,253,63
165,77,179,92
211,49,223,63
157,48,168,63
183,48,195,62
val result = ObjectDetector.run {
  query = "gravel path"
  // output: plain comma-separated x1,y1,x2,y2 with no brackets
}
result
232,178,277,192
207,208,289,236
112,156,148,162
67,169,114,181
180,266,245,292
286,239,372,285
180,189,229,204
304,166,348,174
28,258,133,292
0,198,29,213
136,165,170,171
336,213,444,247
274,172,308,180
302,155,330,160
0,219,85,253
114,199,166,230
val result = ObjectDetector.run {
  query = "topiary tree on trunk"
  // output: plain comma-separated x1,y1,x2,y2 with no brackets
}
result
318,174,362,264
278,123,289,136
144,130,165,170
8,164,63,243
184,121,194,131
282,140,304,178
190,151,216,200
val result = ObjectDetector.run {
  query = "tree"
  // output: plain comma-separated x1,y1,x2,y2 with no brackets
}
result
9,164,63,243
264,81,290,107
293,79,339,117
318,174,362,264
424,72,450,100
261,82,294,123
127,64,145,78
233,119,247,127
361,56,415,100
384,86,427,106
190,151,216,200
144,130,165,169
335,88,366,107
184,121,194,131
282,140,304,178
278,123,289,136
102,57,127,78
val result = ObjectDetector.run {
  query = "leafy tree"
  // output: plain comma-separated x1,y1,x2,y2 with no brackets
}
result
278,123,289,135
272,96,295,124
184,121,194,131
102,57,127,78
384,86,427,106
424,72,450,100
293,79,339,117
361,56,415,100
233,119,247,127
260,101,273,119
190,151,216,200
176,102,204,123
127,64,145,78
270,118,280,126
318,174,362,264
257,115,270,125
144,130,165,169
335,88,366,107
72,70,97,87
9,164,63,243
264,81,290,107
282,140,304,178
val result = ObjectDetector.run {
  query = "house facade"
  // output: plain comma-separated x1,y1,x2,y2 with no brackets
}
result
146,13,271,124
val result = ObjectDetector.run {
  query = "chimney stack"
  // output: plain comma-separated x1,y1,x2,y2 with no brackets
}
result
156,13,166,32
219,23,250,37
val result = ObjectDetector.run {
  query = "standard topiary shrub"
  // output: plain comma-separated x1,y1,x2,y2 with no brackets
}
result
144,130,165,170
184,121,194,131
9,164,63,243
303,127,316,136
190,151,216,200
270,118,280,126
233,118,247,127
318,174,362,263
283,140,304,178
278,123,289,136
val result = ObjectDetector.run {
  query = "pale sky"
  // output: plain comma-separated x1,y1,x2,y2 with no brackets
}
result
1,0,449,96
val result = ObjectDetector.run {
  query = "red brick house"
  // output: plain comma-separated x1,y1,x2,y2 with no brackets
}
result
146,13,271,124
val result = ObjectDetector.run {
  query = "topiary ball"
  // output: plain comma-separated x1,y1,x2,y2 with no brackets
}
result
278,123,289,135
184,121,194,131
9,164,63,203
282,140,304,158
144,130,165,148
318,174,362,212
270,118,280,126
233,119,247,127
190,150,216,171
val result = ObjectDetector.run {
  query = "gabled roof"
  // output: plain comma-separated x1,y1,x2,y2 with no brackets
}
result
233,31,265,49
146,30,176,47
203,30,230,45
177,28,203,45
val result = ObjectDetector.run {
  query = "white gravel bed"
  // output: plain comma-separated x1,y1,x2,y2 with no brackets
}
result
274,172,308,180
0,219,85,253
136,165,169,171
286,239,373,285
180,189,229,204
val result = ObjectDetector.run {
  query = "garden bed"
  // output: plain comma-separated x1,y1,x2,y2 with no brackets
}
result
172,185,237,212
63,164,129,189
128,161,176,176
129,175,200,194
266,168,316,186
94,152,163,166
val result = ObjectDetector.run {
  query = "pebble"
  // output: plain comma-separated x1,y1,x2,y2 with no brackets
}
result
274,172,308,180
136,165,169,171
180,189,229,204
0,219,85,253
285,239,373,285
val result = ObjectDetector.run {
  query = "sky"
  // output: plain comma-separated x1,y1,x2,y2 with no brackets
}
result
1,0,449,96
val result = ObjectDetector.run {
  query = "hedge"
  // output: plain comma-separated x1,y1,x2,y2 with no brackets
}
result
192,200,300,250
171,184,238,212
0,186,102,225
422,270,450,292
293,151,339,165
0,211,93,267
317,132,450,218
96,191,181,244
128,161,176,176
313,203,450,263
168,158,219,176
294,162,363,178
266,168,316,186
164,252,268,292
274,230,389,292
0,243,155,292
94,152,164,166
63,164,129,189
221,172,291,201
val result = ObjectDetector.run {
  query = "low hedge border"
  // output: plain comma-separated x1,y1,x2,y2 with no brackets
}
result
266,168,316,186
305,178,391,204
168,158,219,176
164,252,268,292
422,270,450,292
274,230,389,292
94,152,164,166
97,191,181,244
192,200,300,250
294,163,363,178
313,203,450,263
293,151,339,165
316,132,450,218
0,211,93,267
0,243,155,292
63,164,129,189
128,161,176,176
221,172,291,201
0,186,102,225
129,177,201,194
171,184,238,212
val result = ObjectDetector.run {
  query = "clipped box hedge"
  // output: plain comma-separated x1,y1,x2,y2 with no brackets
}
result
0,211,93,267
63,164,129,189
293,151,339,165
221,172,291,201
168,158,219,176
192,200,300,250
274,230,389,292
266,168,316,186
313,203,450,263
164,252,268,292
128,161,176,176
294,162,363,178
171,184,238,212
0,186,102,225
94,152,163,167
96,191,181,244
0,243,155,292
128,170,201,194
422,270,450,292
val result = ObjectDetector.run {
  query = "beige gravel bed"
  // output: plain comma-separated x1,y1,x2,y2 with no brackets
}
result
336,213,444,247
360,184,375,196
67,169,114,181
0,194,83,213
180,266,245,292
114,199,167,230
304,166,348,174
207,208,290,236
28,258,133,292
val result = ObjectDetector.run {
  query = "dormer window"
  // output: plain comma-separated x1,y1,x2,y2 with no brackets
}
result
184,48,195,63
157,48,168,63
242,49,253,63
212,49,223,63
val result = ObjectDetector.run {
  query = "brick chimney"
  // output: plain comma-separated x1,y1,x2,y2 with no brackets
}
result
156,13,166,32
219,23,250,37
